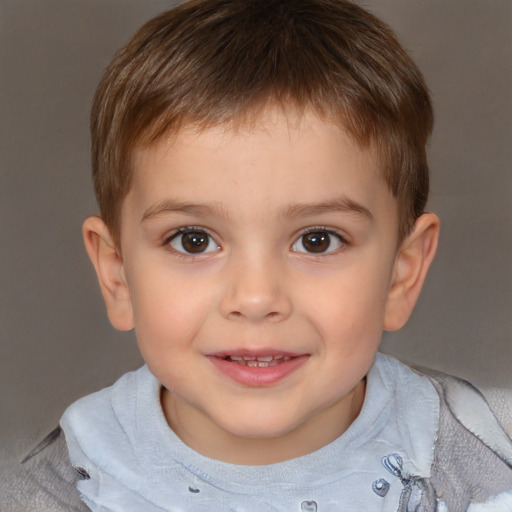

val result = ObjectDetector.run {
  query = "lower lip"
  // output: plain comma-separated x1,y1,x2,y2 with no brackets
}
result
207,355,309,387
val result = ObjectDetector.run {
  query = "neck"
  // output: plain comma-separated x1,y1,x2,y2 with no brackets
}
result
161,379,366,465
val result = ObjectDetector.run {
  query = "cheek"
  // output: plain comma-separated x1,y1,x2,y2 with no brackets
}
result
307,265,390,316
299,266,392,350
131,281,211,392
128,270,215,352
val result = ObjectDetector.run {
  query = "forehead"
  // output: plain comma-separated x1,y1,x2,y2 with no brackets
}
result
135,101,377,165
125,106,396,226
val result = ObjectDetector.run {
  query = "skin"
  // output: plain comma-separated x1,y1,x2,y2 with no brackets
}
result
84,105,439,465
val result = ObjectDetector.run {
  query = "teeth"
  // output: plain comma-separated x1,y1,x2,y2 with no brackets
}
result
226,355,292,367
247,360,280,367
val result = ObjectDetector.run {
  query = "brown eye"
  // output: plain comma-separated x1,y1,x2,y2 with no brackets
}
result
169,230,219,254
292,230,344,254
301,232,330,253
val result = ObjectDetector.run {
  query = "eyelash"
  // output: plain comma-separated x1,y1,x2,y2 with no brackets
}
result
164,227,220,256
291,227,349,255
163,226,349,256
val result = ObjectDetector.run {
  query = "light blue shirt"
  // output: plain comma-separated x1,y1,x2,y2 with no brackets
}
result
61,353,446,511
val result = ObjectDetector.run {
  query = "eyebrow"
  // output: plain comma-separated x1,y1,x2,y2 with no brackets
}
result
141,200,229,222
141,196,373,223
282,197,373,221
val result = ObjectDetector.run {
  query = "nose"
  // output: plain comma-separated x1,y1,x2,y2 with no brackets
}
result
219,253,292,323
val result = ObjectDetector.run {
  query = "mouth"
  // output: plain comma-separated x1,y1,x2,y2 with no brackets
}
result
207,351,308,386
222,354,292,367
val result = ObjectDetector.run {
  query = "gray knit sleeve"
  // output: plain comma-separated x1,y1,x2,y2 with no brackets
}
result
1,426,89,512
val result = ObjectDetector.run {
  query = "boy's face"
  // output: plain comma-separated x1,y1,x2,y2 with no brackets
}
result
95,106,435,463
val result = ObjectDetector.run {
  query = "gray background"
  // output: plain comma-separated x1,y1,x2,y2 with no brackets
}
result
1,0,511,468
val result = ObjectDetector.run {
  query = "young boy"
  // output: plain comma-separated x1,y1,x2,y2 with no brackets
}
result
11,0,512,511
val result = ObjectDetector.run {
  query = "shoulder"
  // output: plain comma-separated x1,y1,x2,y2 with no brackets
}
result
60,366,153,468
415,366,512,510
417,366,512,467
378,355,512,465
1,426,89,512
61,365,150,429
375,357,512,510
1,368,151,512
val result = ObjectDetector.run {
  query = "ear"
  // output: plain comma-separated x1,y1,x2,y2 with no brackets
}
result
82,216,134,331
384,213,440,331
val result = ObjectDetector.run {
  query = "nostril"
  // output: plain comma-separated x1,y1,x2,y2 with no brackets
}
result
227,309,282,322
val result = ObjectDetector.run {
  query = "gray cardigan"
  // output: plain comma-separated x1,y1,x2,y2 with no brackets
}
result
3,364,512,512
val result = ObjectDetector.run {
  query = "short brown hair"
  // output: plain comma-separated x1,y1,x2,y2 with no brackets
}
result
91,0,433,244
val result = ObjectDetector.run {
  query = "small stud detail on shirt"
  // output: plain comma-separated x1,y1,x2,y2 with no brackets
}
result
372,478,390,497
301,500,318,511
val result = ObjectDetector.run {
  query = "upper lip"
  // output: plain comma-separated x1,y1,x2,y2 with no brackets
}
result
207,349,305,359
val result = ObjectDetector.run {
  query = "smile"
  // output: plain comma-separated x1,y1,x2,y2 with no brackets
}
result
224,355,292,367
208,352,308,387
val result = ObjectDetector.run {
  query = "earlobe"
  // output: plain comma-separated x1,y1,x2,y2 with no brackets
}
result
82,216,134,331
384,213,440,331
